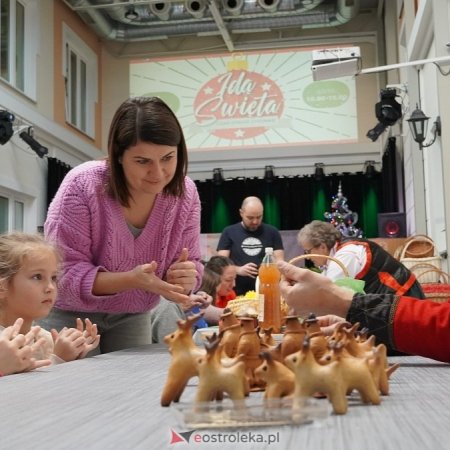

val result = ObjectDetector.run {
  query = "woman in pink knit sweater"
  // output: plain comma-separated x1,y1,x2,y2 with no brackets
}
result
40,97,203,353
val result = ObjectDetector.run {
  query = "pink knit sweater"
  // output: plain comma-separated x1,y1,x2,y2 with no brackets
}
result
45,160,203,314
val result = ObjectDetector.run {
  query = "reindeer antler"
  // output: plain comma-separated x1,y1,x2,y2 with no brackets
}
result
204,333,221,354
259,351,274,363
177,312,204,330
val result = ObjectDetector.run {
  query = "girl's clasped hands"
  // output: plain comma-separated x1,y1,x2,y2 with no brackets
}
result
50,318,100,362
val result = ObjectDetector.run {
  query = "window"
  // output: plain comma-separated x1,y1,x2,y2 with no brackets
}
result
0,195,24,233
63,24,98,138
0,0,37,97
0,196,8,233
14,199,23,231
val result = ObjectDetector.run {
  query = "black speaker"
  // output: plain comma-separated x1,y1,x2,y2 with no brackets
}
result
377,212,406,238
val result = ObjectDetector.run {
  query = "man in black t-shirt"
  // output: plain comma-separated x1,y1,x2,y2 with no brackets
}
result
216,196,284,295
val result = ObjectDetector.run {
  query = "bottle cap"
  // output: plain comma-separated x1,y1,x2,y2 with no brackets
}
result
265,247,274,254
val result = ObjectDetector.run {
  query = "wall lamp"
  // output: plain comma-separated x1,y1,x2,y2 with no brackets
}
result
264,165,275,183
19,127,48,158
407,105,441,150
212,167,224,186
313,163,325,181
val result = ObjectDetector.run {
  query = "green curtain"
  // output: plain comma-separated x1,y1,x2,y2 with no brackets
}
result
264,192,281,228
211,196,230,233
195,171,386,233
360,183,380,238
312,184,327,220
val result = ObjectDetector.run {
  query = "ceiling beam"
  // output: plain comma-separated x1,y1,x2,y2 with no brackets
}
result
208,0,235,52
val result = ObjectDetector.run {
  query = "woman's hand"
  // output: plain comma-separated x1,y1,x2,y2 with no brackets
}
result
192,291,213,309
165,248,198,294
278,261,353,318
131,261,190,305
181,291,213,312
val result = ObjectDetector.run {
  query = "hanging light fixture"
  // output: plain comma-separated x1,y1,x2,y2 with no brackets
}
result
212,168,224,186
407,105,441,150
264,165,275,182
313,163,325,181
364,160,377,179
366,88,402,142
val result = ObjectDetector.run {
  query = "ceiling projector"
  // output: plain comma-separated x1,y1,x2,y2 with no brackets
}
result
311,47,361,81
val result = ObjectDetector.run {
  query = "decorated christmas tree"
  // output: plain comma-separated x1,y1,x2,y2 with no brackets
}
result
324,182,363,237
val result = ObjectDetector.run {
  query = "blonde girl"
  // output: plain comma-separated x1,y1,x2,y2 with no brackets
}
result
0,232,99,368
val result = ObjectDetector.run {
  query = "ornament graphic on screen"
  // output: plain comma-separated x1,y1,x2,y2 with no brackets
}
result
193,53,284,140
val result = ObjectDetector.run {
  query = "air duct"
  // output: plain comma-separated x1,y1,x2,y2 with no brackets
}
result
62,0,359,42
185,0,207,18
222,0,244,16
257,0,281,13
149,2,172,21
303,0,360,28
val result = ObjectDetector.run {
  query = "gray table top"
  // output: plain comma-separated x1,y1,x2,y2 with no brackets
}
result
0,345,449,450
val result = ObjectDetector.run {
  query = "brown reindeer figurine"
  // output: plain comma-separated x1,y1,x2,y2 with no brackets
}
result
160,313,205,406
259,326,276,347
255,351,295,400
194,334,248,405
328,322,399,394
333,322,377,358
286,336,380,414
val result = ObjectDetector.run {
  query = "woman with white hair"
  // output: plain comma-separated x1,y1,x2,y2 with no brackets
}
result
297,220,424,298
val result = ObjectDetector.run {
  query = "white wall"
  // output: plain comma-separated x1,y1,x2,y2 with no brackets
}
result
400,0,449,268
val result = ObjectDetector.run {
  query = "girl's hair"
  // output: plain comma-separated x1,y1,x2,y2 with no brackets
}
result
205,255,235,276
106,96,188,207
199,267,221,298
0,232,60,288
297,220,343,250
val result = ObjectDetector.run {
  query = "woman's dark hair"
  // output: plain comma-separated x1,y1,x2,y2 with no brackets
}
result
106,97,188,206
199,267,221,298
205,255,235,276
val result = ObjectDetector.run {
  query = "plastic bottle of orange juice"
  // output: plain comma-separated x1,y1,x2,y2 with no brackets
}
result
258,247,281,333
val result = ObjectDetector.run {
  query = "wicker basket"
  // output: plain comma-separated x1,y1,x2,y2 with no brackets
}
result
226,296,259,316
288,254,350,277
400,236,441,282
405,259,442,283
288,254,366,293
401,234,435,258
416,267,450,303
226,296,290,317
